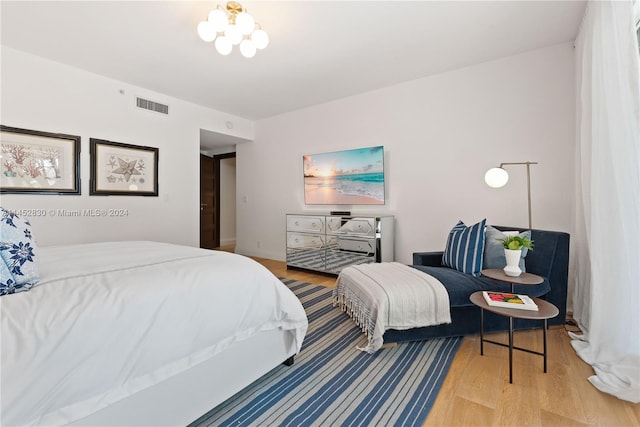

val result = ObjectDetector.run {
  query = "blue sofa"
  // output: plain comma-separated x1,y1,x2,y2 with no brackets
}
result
383,226,570,343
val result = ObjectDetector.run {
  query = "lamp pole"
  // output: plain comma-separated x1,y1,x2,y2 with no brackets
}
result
499,162,538,229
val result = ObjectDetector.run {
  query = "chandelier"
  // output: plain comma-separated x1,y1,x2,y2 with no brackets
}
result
197,1,269,58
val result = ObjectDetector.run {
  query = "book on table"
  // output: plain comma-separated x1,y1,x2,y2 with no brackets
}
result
482,291,538,311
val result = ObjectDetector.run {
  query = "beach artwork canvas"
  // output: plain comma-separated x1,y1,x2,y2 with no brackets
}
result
303,146,385,205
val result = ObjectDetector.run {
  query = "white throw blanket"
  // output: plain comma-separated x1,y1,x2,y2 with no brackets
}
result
333,262,451,353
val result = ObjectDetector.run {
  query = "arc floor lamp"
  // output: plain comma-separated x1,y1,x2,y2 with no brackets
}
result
484,161,538,229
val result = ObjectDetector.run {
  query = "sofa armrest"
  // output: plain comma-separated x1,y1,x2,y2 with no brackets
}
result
413,251,443,267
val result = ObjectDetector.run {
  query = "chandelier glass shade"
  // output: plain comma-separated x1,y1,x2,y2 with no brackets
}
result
197,1,269,58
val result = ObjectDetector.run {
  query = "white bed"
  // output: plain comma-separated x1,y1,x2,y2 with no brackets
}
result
0,241,308,426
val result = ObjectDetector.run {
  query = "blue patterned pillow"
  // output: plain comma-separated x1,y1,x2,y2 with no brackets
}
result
0,258,26,295
483,225,530,272
442,219,486,277
0,207,39,295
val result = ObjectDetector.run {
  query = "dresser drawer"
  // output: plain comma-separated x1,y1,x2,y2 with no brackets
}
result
287,215,325,233
327,217,375,237
287,232,326,249
326,217,344,233
337,237,376,254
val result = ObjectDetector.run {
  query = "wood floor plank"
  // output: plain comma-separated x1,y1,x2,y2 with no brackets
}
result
423,339,474,425
455,342,505,408
493,356,541,426
538,358,588,424
539,409,590,427
426,396,494,427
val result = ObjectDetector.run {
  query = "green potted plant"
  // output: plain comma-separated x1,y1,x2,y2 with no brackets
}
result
497,235,534,277
498,235,534,251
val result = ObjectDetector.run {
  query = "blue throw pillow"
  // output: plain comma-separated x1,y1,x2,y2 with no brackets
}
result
442,219,486,277
0,207,39,295
483,225,530,272
0,259,27,295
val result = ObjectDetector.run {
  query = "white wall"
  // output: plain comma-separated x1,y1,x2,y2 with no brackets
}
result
236,43,575,263
220,157,236,246
1,47,253,247
2,42,576,262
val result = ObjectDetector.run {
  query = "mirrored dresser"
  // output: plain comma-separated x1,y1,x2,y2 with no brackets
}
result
286,213,394,274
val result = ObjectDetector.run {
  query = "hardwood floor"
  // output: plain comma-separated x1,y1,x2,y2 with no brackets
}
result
254,257,338,287
240,253,640,426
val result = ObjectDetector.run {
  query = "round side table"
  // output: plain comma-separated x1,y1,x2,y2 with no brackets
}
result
471,270,559,384
481,268,543,292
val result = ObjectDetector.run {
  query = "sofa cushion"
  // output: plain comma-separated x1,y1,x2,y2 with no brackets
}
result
442,219,486,277
483,225,531,272
411,265,551,308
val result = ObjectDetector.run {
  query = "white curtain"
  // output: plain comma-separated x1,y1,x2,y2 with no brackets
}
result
571,0,640,403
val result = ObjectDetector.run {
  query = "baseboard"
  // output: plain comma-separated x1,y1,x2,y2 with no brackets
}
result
236,247,283,261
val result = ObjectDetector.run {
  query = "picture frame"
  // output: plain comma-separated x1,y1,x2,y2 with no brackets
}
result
303,146,385,205
90,138,158,196
0,125,81,195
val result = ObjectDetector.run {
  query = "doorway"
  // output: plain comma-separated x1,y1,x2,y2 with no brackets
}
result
200,154,215,249
216,155,236,250
200,152,236,249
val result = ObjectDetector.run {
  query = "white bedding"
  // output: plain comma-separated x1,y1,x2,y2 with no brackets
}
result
333,262,451,353
0,241,308,426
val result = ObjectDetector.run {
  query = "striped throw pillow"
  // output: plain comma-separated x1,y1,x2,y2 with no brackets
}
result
442,219,486,276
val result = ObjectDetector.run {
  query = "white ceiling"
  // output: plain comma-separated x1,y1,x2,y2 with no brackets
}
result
2,1,585,123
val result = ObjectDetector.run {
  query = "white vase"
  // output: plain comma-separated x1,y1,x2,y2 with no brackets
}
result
503,249,522,277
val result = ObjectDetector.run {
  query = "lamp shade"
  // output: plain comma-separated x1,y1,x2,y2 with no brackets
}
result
197,21,217,42
215,36,232,55
485,167,509,188
224,24,243,45
208,8,229,30
251,28,269,49
236,11,255,35
240,39,257,58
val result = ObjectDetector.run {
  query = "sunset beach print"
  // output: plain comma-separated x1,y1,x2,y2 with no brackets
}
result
303,146,384,205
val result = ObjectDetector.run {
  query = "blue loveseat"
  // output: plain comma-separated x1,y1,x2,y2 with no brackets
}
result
383,226,570,343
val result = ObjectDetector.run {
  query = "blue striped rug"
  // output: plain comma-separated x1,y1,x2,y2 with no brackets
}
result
191,278,462,427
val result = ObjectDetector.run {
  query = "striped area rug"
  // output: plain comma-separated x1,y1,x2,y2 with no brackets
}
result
191,278,462,427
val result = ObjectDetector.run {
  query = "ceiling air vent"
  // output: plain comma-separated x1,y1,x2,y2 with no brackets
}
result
136,97,169,115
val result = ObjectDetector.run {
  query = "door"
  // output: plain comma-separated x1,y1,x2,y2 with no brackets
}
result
200,154,215,249
213,152,236,248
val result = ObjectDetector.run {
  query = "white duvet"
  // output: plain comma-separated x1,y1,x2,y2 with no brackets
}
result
0,241,308,426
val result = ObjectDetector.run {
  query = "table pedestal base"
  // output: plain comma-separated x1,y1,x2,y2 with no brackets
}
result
479,309,549,384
